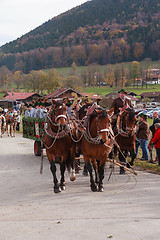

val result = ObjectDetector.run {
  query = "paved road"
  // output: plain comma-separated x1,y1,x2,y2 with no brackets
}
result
0,133,160,240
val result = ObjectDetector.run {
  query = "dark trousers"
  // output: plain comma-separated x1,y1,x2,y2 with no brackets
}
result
156,148,160,166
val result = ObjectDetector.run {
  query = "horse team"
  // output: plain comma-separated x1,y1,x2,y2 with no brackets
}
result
42,98,138,193
0,111,18,138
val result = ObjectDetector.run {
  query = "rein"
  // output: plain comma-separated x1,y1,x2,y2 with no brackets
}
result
83,111,114,145
116,112,136,137
43,112,70,149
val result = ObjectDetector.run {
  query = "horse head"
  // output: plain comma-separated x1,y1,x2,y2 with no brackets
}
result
91,107,113,145
78,102,92,120
122,108,137,137
51,99,68,130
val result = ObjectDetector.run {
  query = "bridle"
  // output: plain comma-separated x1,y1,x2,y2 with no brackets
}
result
83,109,114,145
117,110,137,137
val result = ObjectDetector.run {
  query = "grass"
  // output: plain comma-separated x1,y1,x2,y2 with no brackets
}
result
83,84,160,96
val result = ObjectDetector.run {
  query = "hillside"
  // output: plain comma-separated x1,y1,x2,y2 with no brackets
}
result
0,0,160,72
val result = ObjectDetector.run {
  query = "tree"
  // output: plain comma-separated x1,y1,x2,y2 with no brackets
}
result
0,66,12,89
104,66,115,87
63,75,83,91
46,69,63,93
131,61,140,87
13,71,24,90
133,43,144,59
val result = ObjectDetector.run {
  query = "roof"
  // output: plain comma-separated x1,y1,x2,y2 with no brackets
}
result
45,88,83,99
140,92,160,98
4,92,41,101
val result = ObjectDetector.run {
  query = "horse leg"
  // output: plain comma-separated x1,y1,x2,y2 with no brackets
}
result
50,159,61,193
119,151,125,174
93,159,99,184
13,123,16,137
86,159,98,192
69,148,76,182
7,124,10,136
60,160,66,190
129,148,136,166
98,163,105,192
11,124,14,137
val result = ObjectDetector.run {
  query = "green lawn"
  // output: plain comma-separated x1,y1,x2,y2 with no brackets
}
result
82,84,160,96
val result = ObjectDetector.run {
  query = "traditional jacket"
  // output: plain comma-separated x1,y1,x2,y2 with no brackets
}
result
136,120,150,140
149,117,160,136
110,97,133,115
25,108,36,118
152,128,160,149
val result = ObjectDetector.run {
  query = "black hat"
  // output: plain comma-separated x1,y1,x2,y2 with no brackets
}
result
118,89,127,94
66,101,72,107
28,104,33,107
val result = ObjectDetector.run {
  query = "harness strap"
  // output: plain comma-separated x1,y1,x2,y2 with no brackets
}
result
55,114,67,123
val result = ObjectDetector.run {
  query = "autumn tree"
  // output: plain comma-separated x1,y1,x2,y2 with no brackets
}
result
63,75,83,91
46,69,63,93
131,61,140,87
13,70,24,90
133,43,144,59
104,66,115,87
0,66,12,89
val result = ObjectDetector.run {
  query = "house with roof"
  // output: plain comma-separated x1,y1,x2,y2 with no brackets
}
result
140,92,160,102
4,92,42,104
45,88,83,100
144,69,160,84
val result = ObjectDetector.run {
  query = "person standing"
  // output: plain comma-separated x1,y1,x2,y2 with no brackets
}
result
148,111,160,163
136,113,150,161
25,104,36,117
152,123,160,166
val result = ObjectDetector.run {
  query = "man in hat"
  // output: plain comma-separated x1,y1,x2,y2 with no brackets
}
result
136,113,150,161
25,104,36,118
110,89,133,130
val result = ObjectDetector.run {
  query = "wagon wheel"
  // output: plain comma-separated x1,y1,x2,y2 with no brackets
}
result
34,140,41,156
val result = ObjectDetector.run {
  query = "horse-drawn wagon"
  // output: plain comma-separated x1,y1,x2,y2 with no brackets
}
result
22,117,45,156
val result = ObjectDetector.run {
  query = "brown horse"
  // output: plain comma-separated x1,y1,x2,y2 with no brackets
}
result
80,107,114,192
113,108,137,173
0,114,6,138
5,113,15,137
43,99,76,193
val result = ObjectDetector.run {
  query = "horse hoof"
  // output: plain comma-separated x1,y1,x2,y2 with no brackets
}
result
60,185,65,191
126,162,133,168
98,186,104,192
54,187,61,193
91,184,98,192
70,175,76,181
120,169,125,174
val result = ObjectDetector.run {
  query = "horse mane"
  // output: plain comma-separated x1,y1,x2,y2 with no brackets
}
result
125,108,135,122
54,100,63,108
90,108,107,121
78,103,92,119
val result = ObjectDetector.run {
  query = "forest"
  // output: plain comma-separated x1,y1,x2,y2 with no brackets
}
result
0,0,160,73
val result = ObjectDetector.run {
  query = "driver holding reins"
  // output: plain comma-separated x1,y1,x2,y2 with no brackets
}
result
110,89,133,131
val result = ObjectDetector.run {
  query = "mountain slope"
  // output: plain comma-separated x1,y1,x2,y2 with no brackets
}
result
0,0,160,72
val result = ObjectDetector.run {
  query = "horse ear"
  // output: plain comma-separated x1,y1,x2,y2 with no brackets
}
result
107,107,114,116
51,98,56,105
63,97,69,104
135,110,141,116
94,109,101,114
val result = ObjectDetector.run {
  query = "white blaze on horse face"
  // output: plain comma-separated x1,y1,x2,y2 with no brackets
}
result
98,118,110,143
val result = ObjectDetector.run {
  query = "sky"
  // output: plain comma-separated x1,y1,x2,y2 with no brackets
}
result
0,0,88,47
